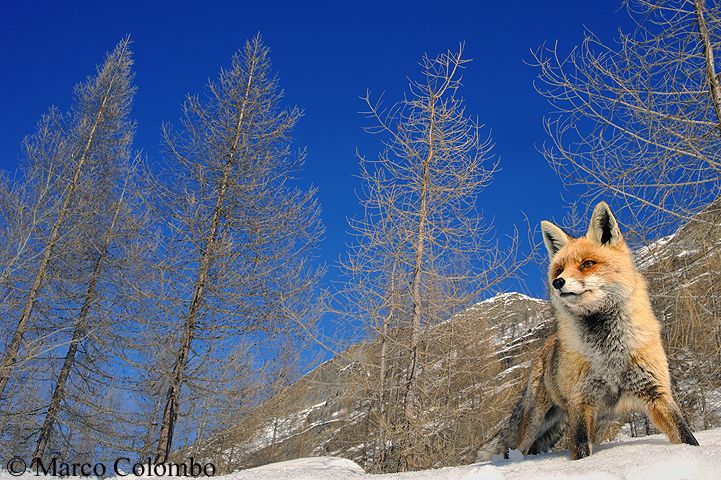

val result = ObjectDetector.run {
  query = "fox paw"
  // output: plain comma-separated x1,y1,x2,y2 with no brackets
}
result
570,443,591,460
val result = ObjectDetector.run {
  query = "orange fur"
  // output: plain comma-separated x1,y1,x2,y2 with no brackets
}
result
477,202,698,462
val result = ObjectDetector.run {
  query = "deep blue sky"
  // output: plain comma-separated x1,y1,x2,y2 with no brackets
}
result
1,1,633,300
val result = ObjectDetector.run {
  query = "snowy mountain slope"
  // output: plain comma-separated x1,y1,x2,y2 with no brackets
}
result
223,427,721,480
631,203,721,430
183,292,554,471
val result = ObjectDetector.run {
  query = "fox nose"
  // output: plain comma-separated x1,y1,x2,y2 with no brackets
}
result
552,277,565,290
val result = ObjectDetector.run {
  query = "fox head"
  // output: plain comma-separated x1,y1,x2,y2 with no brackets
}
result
540,202,637,314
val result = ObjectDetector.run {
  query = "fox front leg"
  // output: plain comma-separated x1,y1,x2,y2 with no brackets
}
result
568,402,596,460
644,394,699,447
626,364,699,447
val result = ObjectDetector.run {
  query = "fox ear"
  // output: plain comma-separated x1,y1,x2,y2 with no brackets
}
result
541,221,569,259
587,201,622,246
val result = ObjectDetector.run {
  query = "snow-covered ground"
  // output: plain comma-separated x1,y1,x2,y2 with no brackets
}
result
0,428,718,479
228,428,721,480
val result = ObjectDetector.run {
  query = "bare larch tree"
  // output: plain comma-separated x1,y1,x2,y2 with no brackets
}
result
532,0,721,237
340,45,525,472
0,38,135,409
153,35,323,463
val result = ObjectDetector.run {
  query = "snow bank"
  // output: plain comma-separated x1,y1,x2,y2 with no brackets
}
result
232,457,365,479
1,428,718,479
229,428,721,480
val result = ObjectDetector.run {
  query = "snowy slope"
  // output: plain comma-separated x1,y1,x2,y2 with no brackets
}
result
186,291,553,471
227,427,721,480
1,429,718,480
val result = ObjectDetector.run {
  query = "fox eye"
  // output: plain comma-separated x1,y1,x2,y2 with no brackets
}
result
553,267,563,277
580,260,596,269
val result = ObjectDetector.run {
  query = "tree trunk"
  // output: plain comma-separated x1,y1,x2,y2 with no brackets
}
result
154,56,257,464
0,87,111,404
376,312,390,466
399,95,435,471
376,262,397,467
32,183,127,462
270,417,279,457
694,0,721,135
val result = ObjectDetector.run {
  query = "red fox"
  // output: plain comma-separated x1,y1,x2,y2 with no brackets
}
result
478,202,698,461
